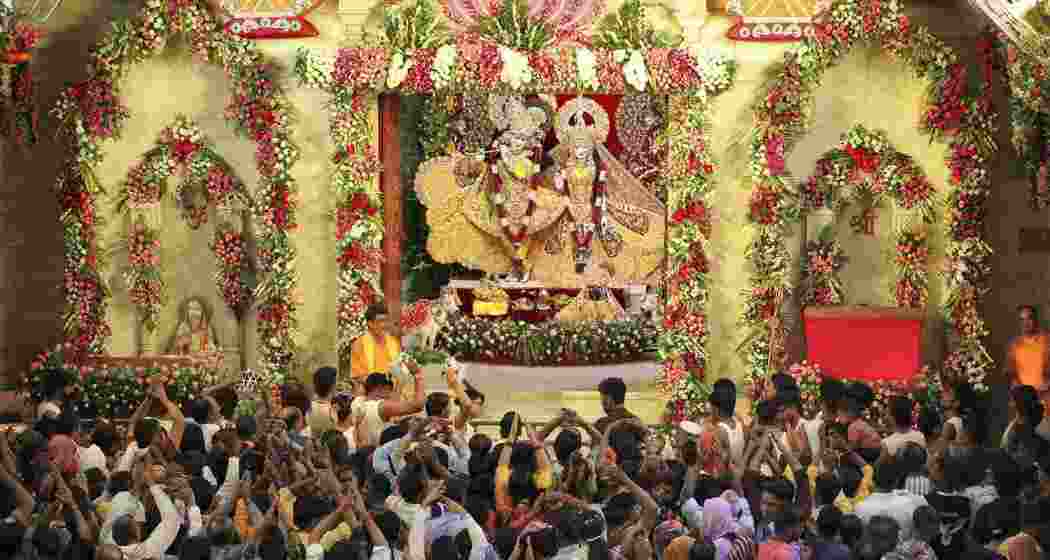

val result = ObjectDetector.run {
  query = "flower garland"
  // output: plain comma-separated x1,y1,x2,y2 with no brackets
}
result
801,236,847,306
438,316,656,367
894,227,928,308
293,40,736,379
0,23,43,145
50,0,300,383
800,125,937,222
116,115,256,324
28,344,218,418
744,0,996,393
211,226,254,318
993,32,1050,209
781,360,943,431
125,220,164,331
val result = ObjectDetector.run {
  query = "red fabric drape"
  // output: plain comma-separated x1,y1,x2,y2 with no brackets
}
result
805,315,921,381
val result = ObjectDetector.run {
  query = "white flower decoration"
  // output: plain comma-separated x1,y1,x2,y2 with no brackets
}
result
432,45,458,90
499,47,533,90
623,50,649,92
387,52,413,89
576,47,598,90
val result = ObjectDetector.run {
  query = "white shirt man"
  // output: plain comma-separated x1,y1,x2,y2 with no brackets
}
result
854,489,928,540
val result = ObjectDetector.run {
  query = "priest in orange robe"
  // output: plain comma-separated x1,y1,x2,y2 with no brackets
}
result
1006,305,1050,406
350,304,402,387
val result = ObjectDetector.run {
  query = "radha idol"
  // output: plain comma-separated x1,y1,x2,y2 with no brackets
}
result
416,96,566,282
415,96,666,287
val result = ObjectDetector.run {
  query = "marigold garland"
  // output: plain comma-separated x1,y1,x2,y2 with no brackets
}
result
294,38,736,389
744,0,996,394
50,0,300,384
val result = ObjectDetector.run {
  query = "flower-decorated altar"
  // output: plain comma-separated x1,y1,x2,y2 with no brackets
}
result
28,345,222,418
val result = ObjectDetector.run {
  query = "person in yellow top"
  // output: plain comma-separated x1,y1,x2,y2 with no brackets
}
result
350,304,401,389
1006,305,1050,407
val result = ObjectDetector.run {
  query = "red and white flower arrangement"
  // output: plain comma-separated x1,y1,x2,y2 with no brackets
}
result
787,360,943,431
51,0,299,385
992,32,1050,210
801,125,937,221
801,234,847,306
210,226,254,317
894,228,928,309
293,11,736,393
124,220,164,332
744,0,995,394
116,115,255,325
28,344,218,418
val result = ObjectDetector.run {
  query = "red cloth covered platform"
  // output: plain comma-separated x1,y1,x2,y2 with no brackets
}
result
804,306,923,382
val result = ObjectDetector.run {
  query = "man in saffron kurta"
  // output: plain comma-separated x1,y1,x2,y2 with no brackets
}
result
1007,305,1050,407
350,304,401,387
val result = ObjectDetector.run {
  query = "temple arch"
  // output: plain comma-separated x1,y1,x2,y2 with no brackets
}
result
742,2,995,388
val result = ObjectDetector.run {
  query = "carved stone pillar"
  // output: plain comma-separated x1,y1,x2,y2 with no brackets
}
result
338,0,372,44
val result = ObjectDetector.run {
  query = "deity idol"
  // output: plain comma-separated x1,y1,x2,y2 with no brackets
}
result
168,297,220,355
416,96,666,288
416,96,566,282
535,97,666,286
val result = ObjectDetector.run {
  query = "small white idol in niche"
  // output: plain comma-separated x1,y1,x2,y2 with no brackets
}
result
168,297,221,355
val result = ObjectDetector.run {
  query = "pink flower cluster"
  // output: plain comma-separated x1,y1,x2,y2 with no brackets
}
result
124,163,163,207
128,226,161,268
11,23,43,52
333,47,391,90
69,78,131,140
646,49,700,91
206,166,237,204
211,229,252,315
896,175,934,209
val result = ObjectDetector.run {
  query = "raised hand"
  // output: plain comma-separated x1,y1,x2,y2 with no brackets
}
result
421,480,446,506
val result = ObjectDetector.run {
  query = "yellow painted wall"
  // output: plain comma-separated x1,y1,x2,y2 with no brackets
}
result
31,0,964,417
695,21,952,382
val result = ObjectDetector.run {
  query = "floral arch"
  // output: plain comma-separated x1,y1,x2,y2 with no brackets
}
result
798,124,936,309
743,0,996,393
51,0,300,382
293,0,736,417
115,115,257,332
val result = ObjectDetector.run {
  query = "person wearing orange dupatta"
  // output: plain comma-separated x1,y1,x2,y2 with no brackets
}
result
349,304,401,391
1006,305,1050,409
